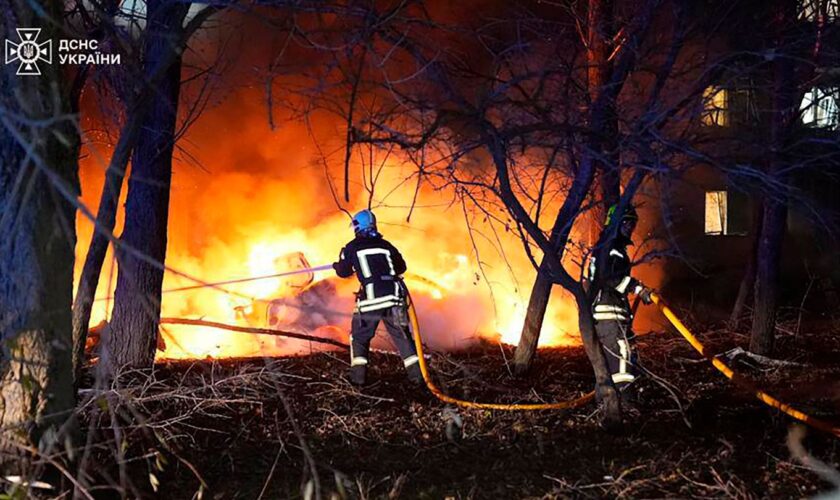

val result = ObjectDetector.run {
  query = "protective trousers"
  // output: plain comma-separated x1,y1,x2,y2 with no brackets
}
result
348,305,422,385
594,318,638,391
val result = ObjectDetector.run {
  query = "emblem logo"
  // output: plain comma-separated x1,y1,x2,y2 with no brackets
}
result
5,28,52,76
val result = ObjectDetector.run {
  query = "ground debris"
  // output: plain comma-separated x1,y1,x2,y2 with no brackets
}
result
76,326,840,498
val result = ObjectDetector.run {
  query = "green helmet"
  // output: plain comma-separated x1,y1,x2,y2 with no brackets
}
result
604,204,638,226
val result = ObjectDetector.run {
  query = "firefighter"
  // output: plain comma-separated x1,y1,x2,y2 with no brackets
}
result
333,209,423,386
587,204,653,398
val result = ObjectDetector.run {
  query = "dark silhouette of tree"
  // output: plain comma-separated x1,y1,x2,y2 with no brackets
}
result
723,0,839,355
513,0,623,376
286,0,704,426
0,0,80,474
101,0,192,375
749,0,799,355
72,2,216,380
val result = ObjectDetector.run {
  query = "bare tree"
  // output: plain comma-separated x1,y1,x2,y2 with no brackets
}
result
743,0,837,354
513,0,624,376
750,0,835,355
70,0,162,381
0,0,80,474
72,1,216,380
283,0,698,425
78,1,219,377
102,0,190,375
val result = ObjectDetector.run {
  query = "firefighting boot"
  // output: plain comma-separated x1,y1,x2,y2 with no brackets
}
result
349,365,367,386
405,361,423,385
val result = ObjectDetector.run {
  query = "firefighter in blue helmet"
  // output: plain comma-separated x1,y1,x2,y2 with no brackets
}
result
333,209,423,386
587,205,654,398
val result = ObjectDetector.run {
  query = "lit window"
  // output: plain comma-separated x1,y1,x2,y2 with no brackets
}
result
702,86,728,126
801,87,840,129
799,0,840,21
705,191,728,235
705,190,750,236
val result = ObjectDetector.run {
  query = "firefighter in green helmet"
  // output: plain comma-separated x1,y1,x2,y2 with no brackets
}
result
586,205,654,399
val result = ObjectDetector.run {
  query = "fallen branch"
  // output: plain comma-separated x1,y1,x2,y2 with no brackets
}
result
721,347,806,368
159,318,350,350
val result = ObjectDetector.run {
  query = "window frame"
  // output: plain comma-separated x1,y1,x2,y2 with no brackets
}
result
702,86,729,127
801,87,840,130
799,0,840,22
704,190,729,236
703,190,750,236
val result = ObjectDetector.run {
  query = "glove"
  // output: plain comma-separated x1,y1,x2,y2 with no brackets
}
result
332,261,349,277
638,287,654,305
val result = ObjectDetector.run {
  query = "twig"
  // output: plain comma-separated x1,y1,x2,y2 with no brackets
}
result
796,275,816,337
159,318,349,349
257,433,286,500
4,442,95,500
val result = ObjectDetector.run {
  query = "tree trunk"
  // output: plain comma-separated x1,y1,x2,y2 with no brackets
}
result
72,3,213,383
588,0,620,216
729,199,763,328
102,0,188,376
513,0,618,375
750,201,786,354
0,2,80,474
71,118,139,383
750,0,797,355
512,260,552,375
507,146,622,423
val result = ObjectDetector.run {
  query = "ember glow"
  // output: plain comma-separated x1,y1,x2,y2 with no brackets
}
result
74,90,659,361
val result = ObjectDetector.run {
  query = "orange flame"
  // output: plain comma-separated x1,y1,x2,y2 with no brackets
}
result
73,89,653,361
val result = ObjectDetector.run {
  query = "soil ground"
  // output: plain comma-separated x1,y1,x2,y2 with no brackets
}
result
78,314,840,499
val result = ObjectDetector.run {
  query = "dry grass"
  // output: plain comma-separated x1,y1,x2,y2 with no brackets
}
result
59,316,840,499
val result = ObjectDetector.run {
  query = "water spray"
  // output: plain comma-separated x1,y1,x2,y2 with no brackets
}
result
94,264,334,302
158,264,334,294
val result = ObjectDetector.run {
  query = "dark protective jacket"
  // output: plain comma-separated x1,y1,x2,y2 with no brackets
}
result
587,235,643,323
334,234,407,313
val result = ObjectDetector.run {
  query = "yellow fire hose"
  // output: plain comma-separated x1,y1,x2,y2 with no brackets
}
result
407,296,594,410
651,293,840,438
406,292,840,438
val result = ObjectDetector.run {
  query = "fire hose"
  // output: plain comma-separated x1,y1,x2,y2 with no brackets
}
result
146,261,839,435
649,293,840,438
406,290,594,410
407,291,840,438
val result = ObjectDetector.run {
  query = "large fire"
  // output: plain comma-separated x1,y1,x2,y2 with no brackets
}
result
75,80,664,361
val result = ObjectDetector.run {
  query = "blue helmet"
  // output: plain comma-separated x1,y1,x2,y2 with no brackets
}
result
351,209,378,236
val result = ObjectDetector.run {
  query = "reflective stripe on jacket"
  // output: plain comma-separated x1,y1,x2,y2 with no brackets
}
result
335,235,408,312
587,238,643,322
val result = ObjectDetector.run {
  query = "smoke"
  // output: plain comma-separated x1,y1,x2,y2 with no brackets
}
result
73,20,665,360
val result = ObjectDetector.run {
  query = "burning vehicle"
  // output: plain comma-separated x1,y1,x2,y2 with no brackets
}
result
232,251,453,354
231,252,353,349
